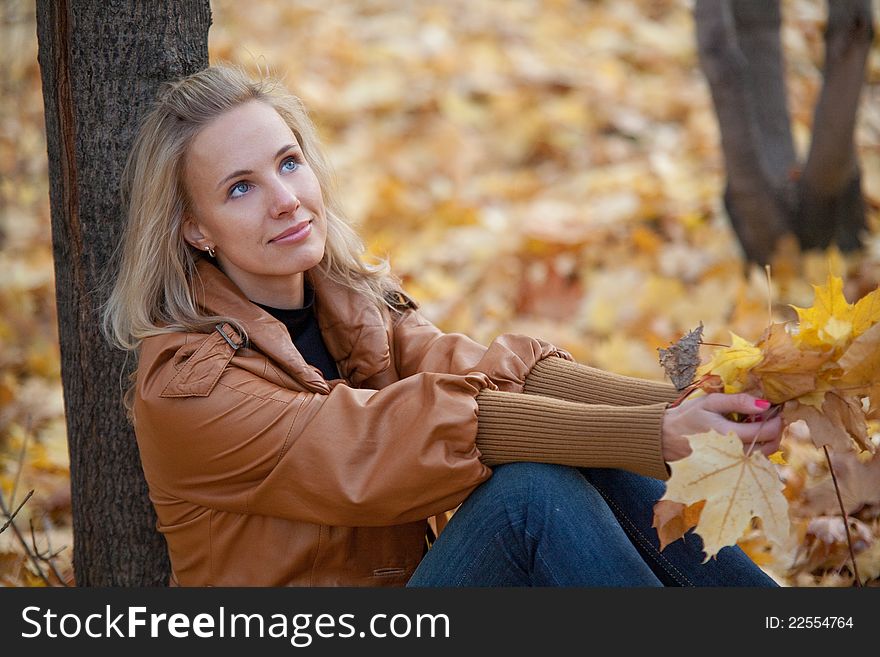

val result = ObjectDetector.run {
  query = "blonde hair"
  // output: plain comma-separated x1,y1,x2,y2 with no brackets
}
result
102,63,402,354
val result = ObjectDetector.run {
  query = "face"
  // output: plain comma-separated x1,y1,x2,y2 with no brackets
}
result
182,100,327,308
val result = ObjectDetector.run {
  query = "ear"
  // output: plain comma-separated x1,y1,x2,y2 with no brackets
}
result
182,214,212,251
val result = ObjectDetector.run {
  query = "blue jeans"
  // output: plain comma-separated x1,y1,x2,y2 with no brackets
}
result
407,462,778,586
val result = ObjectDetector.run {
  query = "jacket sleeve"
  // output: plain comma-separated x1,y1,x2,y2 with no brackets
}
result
391,308,572,393
135,339,494,527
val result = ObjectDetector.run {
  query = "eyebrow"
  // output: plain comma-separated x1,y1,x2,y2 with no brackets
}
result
216,143,299,190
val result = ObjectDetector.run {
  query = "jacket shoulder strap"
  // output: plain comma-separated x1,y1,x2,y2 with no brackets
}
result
159,323,242,398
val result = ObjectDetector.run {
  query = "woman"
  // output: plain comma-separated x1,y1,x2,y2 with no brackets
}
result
102,64,781,587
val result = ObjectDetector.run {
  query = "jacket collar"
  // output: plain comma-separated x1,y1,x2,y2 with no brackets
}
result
193,259,391,389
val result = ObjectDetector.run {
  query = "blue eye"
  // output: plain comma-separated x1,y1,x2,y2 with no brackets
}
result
281,156,301,173
229,181,251,199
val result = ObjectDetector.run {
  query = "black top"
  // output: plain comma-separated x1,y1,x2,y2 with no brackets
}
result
254,282,341,381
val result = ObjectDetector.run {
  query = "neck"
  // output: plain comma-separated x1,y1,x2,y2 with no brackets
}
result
221,267,306,309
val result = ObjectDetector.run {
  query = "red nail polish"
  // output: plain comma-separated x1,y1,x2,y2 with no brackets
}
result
755,399,771,410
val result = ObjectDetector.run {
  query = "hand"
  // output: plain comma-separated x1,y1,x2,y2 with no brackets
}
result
661,393,783,463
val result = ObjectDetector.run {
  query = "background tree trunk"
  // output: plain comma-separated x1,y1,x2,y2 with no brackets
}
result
798,0,874,251
695,0,874,265
35,0,211,586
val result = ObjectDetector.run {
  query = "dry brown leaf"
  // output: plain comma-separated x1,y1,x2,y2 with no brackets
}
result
750,323,829,403
838,321,880,390
657,322,703,391
782,394,872,453
737,531,779,567
790,515,877,581
695,373,725,395
806,516,873,548
822,392,872,453
801,451,880,515
854,541,880,584
652,498,706,551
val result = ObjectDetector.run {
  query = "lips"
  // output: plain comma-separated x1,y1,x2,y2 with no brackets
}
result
269,221,312,244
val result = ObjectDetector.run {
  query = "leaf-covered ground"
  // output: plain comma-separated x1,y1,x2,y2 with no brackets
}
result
2,0,880,586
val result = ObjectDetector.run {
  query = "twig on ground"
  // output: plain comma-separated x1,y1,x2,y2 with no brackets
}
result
822,445,861,587
0,489,33,534
30,517,70,586
9,413,32,508
0,489,49,584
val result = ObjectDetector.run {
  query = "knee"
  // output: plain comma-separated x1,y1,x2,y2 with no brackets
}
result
579,467,666,502
491,461,575,483
484,462,586,504
475,463,608,545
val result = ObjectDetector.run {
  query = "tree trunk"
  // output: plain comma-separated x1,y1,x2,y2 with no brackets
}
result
695,0,795,265
695,0,874,265
797,0,874,250
35,0,211,586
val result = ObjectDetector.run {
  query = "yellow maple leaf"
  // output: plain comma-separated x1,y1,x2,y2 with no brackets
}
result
660,430,791,561
851,286,880,338
696,332,762,393
790,274,853,350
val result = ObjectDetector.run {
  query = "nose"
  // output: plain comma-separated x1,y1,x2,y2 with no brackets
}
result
269,177,300,219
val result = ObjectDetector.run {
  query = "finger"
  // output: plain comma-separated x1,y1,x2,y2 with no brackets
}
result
720,424,782,457
702,392,772,416
758,440,782,457
711,428,782,456
758,429,783,455
748,416,783,442
720,416,783,443
742,405,782,424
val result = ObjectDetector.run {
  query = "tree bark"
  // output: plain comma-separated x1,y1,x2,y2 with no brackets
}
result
797,0,874,250
695,0,794,265
35,0,211,586
695,0,874,265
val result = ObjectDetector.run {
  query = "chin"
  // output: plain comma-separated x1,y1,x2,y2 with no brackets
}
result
292,245,326,274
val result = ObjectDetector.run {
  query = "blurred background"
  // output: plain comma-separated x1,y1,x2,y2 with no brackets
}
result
1,0,879,586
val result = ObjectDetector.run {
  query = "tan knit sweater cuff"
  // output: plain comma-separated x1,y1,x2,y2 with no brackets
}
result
523,356,680,406
475,389,671,481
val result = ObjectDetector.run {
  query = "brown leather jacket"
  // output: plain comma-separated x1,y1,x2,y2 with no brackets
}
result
133,260,566,586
